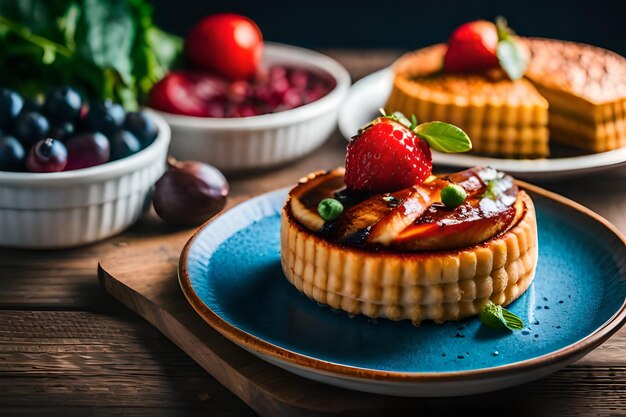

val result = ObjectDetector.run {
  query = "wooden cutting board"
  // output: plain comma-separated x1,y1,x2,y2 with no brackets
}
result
97,225,626,417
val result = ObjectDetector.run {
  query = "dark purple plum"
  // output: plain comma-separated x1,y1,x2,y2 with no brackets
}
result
26,138,68,173
0,135,25,171
64,132,110,170
13,111,49,149
0,88,24,129
109,129,141,161
43,86,82,124
123,111,158,146
153,159,228,226
83,100,125,135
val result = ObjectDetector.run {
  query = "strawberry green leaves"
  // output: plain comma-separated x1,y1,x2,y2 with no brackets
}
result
479,301,524,331
371,110,472,154
495,17,528,81
414,121,472,153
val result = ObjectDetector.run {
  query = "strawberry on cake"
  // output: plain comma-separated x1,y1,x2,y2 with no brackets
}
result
280,113,538,324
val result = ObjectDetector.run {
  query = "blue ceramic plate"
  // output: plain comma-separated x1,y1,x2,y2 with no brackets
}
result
179,184,626,397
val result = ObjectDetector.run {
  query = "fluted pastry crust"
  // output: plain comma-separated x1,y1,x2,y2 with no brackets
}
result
385,44,550,158
280,183,538,324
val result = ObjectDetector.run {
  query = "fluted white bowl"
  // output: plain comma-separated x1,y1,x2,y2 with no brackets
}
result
0,110,170,249
154,43,351,172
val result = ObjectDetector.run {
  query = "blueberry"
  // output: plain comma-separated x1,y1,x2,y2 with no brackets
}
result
14,111,49,149
20,97,43,115
26,138,68,173
0,135,26,171
0,88,24,129
123,111,158,146
83,100,125,135
43,86,83,124
49,122,75,141
109,129,141,161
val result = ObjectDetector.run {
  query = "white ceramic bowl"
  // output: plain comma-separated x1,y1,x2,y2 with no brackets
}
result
155,42,351,172
0,110,170,249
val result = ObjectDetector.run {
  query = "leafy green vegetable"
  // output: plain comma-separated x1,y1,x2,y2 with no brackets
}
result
479,301,524,331
414,121,472,153
0,0,182,109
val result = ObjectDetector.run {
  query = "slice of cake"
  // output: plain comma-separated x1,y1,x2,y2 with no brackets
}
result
525,38,626,152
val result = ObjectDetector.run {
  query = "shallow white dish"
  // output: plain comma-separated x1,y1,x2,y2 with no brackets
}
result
0,110,170,249
157,42,351,172
338,68,626,180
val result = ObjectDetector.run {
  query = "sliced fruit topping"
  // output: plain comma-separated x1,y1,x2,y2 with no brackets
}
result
444,17,529,80
367,185,436,246
328,188,413,243
392,169,521,251
393,197,521,251
289,166,522,252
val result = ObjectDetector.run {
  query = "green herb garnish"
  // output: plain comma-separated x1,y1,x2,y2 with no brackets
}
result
481,180,498,200
495,17,528,81
0,0,182,109
479,301,524,331
441,184,467,208
317,198,344,222
413,121,472,153
359,110,472,154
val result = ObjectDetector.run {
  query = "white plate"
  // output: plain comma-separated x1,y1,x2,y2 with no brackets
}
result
338,68,626,180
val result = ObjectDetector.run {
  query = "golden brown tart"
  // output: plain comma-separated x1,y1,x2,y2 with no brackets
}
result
525,38,626,152
386,44,549,158
385,39,626,157
280,166,538,324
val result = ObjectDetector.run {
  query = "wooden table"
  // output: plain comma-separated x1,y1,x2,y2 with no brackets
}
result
1,51,625,417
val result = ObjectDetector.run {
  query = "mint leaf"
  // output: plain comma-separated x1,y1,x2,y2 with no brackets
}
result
479,301,524,331
414,121,472,153
497,39,527,81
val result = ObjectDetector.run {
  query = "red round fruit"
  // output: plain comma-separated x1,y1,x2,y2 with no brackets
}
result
344,118,432,193
149,72,228,117
185,13,263,81
444,20,500,73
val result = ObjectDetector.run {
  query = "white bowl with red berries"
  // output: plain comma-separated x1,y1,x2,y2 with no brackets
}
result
148,14,351,172
0,86,170,248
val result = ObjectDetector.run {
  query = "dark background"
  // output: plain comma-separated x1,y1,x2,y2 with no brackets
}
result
151,0,626,56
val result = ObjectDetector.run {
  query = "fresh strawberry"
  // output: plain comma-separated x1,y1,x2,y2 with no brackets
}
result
444,20,500,73
345,117,432,193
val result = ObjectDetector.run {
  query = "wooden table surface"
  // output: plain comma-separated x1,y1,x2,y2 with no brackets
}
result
1,51,625,417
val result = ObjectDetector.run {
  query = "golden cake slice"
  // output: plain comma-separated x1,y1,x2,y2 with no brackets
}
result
280,167,538,324
385,44,550,158
525,38,626,152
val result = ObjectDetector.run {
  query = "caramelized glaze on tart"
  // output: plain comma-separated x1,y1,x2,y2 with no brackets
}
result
280,167,538,324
